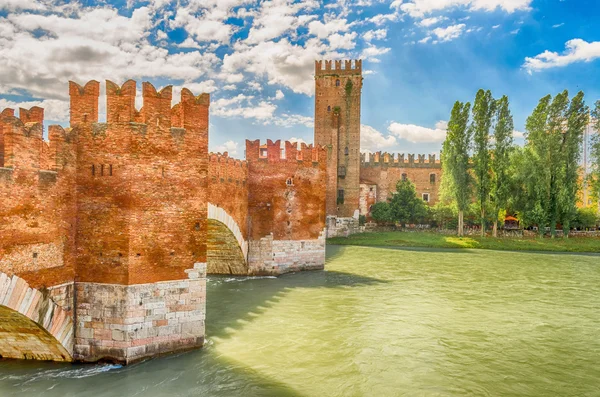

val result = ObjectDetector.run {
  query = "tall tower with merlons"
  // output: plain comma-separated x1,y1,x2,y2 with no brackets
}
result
314,59,363,217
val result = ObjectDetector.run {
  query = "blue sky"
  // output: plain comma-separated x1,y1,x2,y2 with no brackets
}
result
1,0,599,158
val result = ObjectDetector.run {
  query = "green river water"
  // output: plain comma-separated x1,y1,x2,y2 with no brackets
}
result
1,245,599,396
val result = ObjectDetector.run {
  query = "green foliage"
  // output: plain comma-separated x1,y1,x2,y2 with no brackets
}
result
442,100,472,235
573,207,599,229
389,179,429,224
370,202,393,224
490,95,514,234
358,215,366,226
344,79,353,96
590,100,600,202
471,89,495,233
560,91,588,236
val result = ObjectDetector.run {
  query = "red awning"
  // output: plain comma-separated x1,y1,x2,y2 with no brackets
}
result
505,216,518,221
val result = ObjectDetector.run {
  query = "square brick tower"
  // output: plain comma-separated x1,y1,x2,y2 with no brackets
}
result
314,60,362,217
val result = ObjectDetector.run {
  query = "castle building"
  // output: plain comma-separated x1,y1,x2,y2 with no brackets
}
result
314,60,363,218
314,59,442,231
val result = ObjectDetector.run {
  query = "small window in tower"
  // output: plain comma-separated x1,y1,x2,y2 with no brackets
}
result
286,178,293,186
91,164,95,176
430,173,436,183
422,193,430,202
402,173,408,181
109,164,113,176
336,79,340,87
100,164,104,176
344,147,349,156
337,189,344,204
327,105,331,112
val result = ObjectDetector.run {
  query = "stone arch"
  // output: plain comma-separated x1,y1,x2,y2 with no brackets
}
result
207,203,248,275
0,273,73,361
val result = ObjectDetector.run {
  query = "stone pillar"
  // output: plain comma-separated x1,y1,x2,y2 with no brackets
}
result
73,263,206,364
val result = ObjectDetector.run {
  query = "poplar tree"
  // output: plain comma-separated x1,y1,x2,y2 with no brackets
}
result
590,101,600,207
490,96,514,237
545,91,570,237
523,95,552,236
471,89,495,236
559,91,588,237
442,101,472,236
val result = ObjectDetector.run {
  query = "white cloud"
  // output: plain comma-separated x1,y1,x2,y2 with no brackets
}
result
177,37,203,49
513,130,525,139
418,16,446,27
492,24,500,29
212,140,239,156
361,124,397,151
432,24,466,42
360,45,391,62
552,23,564,28
523,39,600,72
393,0,532,18
288,137,308,145
363,28,387,42
418,36,431,44
329,32,357,50
274,90,285,100
387,121,447,143
308,18,350,38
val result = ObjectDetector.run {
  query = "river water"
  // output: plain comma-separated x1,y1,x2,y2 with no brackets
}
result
1,245,599,396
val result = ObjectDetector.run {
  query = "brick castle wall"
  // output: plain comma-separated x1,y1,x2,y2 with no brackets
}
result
245,139,327,274
360,152,442,214
314,60,362,218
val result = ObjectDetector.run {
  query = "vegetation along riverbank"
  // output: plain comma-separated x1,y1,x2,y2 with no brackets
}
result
328,232,600,253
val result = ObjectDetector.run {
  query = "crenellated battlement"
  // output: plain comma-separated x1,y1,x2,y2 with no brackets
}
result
0,106,75,183
245,139,327,164
209,151,248,168
361,151,442,168
69,80,210,131
315,59,362,76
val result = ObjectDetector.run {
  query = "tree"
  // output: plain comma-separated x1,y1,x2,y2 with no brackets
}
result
590,101,600,207
389,179,428,224
442,101,472,236
559,91,588,237
370,202,392,224
490,96,514,237
573,207,599,230
522,95,552,236
471,89,495,236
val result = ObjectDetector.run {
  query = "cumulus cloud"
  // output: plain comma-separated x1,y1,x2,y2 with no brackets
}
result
212,140,239,156
392,0,532,18
523,39,600,72
418,17,446,27
363,29,387,42
432,24,466,42
361,124,397,152
387,120,448,143
0,98,69,123
360,45,391,62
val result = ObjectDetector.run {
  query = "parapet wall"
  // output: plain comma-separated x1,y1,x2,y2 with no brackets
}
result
0,108,77,289
315,59,362,76
361,152,441,168
246,139,327,275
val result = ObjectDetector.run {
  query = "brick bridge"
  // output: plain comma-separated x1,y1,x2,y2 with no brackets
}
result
0,79,327,364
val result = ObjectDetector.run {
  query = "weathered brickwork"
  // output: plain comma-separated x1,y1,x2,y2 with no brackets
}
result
245,140,327,274
314,60,363,218
0,108,77,290
359,152,442,215
0,79,210,364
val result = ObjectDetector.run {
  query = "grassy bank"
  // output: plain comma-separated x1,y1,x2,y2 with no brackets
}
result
327,231,600,253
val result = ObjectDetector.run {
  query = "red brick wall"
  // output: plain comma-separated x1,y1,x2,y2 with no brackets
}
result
314,60,362,217
246,139,327,241
73,81,209,285
360,152,442,210
208,152,248,237
0,109,77,289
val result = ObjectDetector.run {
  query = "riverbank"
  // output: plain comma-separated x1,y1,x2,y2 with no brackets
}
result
327,231,600,253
